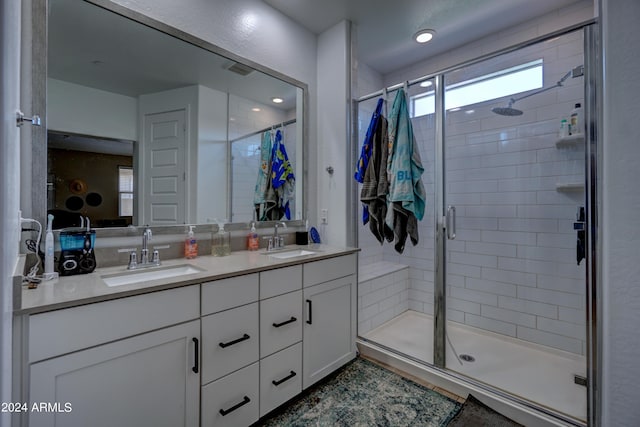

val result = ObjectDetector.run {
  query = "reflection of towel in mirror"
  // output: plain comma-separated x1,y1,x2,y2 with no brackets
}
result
360,114,393,244
270,130,295,220
254,131,277,220
355,98,384,224
385,89,426,253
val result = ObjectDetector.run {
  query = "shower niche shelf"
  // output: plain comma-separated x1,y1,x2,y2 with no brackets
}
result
556,182,584,192
555,134,584,148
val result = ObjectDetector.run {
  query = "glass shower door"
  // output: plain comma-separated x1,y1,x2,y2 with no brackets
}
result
441,30,587,421
356,82,436,366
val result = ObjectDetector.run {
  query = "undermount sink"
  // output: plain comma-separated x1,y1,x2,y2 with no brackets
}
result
264,249,317,259
101,264,205,287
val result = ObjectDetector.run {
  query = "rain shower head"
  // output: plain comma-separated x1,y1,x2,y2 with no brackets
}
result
492,105,523,116
492,68,576,116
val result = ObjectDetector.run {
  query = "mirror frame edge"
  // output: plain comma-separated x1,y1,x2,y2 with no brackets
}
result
30,0,309,234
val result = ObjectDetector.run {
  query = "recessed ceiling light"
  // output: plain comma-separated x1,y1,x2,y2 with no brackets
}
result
414,29,435,44
449,107,461,112
271,97,284,104
419,81,433,88
251,107,261,112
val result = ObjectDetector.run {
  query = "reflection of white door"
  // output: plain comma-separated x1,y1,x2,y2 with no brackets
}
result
143,109,186,225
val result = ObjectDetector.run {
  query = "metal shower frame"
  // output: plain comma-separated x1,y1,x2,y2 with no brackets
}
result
352,20,600,427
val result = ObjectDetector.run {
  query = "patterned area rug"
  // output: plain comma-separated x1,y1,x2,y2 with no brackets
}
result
259,357,461,426
447,394,524,427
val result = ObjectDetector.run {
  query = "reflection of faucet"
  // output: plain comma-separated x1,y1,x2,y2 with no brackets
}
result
141,227,152,263
272,222,287,250
127,226,161,270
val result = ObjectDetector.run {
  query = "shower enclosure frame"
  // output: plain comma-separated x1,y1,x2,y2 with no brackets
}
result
353,21,601,426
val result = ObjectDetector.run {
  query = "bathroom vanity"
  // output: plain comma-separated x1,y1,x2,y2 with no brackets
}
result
13,245,358,427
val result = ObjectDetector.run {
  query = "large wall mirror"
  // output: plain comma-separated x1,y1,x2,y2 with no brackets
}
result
42,0,306,229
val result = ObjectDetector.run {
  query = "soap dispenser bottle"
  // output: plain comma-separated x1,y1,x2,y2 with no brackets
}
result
212,221,231,256
185,225,198,259
247,222,259,251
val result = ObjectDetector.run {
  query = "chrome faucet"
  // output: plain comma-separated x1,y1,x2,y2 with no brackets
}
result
128,226,161,270
273,222,287,249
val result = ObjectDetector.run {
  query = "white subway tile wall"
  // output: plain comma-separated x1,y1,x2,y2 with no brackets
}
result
358,263,409,335
357,27,587,355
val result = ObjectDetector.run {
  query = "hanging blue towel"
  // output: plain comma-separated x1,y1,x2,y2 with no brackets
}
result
385,89,426,252
354,98,384,224
270,130,295,220
386,89,426,220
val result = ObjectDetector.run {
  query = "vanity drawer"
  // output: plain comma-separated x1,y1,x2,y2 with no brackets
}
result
260,290,302,357
260,265,302,299
201,302,259,384
303,254,357,288
201,362,259,427
260,342,302,417
201,273,259,315
28,285,199,363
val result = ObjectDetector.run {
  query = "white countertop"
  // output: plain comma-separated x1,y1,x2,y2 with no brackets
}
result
17,244,358,315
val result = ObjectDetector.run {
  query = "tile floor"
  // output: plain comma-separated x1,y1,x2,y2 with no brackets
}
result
363,310,587,422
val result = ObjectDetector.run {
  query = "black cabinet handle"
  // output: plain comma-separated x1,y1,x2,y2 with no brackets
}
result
273,316,297,328
192,337,199,373
306,299,312,325
272,370,297,386
219,396,250,416
219,333,250,348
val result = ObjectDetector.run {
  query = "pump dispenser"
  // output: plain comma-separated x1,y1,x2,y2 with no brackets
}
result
212,220,231,256
247,222,259,251
185,225,198,259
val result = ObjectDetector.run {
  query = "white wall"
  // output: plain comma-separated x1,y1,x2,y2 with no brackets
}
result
600,0,640,424
197,86,228,223
317,20,350,245
47,78,138,141
0,0,21,423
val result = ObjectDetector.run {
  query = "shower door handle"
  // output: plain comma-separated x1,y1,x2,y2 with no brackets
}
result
446,206,456,240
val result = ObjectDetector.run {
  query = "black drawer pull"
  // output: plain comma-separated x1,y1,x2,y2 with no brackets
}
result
219,333,250,348
273,316,297,328
219,396,250,416
192,337,199,373
306,299,313,325
272,370,297,386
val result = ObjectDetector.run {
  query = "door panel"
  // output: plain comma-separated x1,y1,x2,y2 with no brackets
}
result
143,109,186,224
442,29,587,421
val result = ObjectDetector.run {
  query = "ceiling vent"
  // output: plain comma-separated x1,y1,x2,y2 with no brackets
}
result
225,61,254,76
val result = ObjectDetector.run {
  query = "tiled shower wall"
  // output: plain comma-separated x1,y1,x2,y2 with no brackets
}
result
357,28,587,355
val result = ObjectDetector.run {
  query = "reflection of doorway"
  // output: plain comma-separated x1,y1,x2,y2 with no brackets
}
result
141,109,187,225
47,131,134,228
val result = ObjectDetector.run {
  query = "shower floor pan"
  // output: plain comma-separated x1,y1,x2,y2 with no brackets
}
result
360,310,586,424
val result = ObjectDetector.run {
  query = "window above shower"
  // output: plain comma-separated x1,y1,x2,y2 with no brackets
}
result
410,59,544,117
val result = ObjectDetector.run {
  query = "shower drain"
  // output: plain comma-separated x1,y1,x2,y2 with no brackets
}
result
459,354,475,362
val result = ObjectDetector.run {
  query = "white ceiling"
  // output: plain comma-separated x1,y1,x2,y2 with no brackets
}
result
49,0,298,110
263,0,589,74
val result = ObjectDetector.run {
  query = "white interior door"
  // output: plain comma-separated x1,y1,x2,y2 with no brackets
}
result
142,109,187,225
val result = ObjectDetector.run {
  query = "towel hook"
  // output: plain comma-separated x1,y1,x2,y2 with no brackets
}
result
325,166,334,175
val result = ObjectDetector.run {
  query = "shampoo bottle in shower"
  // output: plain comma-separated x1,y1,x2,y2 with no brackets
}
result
569,103,582,135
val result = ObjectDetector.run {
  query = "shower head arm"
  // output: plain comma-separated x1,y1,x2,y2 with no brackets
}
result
508,70,573,106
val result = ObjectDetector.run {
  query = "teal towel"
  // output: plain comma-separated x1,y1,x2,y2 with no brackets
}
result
253,131,273,205
386,89,426,222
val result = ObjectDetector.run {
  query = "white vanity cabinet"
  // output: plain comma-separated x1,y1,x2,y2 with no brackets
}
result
19,250,358,427
302,254,357,389
26,285,201,427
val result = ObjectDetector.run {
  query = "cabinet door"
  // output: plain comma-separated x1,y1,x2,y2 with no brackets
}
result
29,320,200,427
302,274,357,389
